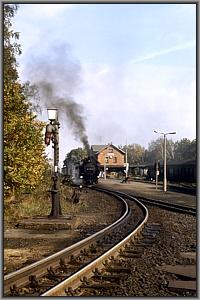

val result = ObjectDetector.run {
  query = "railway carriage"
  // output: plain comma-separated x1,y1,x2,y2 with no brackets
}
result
129,159,196,183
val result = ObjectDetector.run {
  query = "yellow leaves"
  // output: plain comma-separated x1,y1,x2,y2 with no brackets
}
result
4,81,48,195
4,5,49,196
4,82,29,110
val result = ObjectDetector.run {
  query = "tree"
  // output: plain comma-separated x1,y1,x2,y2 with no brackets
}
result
22,81,42,114
174,138,196,161
63,148,87,166
4,4,21,83
189,139,196,159
4,4,48,197
4,82,48,195
119,144,146,165
146,138,175,162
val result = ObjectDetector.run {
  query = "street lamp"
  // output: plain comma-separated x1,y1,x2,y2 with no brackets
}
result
154,130,176,192
45,108,63,218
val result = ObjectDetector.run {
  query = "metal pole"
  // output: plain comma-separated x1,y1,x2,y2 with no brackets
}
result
163,134,167,192
49,120,63,218
156,161,158,190
104,157,106,180
154,130,176,193
126,150,128,178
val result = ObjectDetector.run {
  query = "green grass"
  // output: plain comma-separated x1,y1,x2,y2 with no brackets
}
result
4,184,90,228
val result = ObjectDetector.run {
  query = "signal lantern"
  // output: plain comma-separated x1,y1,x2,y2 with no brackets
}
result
44,124,53,146
45,132,52,146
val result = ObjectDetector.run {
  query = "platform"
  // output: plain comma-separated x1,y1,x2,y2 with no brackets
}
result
98,179,196,208
16,215,73,230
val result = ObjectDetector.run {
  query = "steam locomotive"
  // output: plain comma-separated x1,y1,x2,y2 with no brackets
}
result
62,150,101,186
79,154,101,185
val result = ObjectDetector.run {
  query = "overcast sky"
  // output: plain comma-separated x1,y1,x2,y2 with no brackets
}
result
12,3,196,164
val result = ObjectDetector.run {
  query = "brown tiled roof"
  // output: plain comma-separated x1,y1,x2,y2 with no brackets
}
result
91,144,125,154
91,145,107,152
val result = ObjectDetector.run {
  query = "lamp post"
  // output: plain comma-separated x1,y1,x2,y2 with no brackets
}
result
154,130,176,192
125,143,128,177
45,108,63,218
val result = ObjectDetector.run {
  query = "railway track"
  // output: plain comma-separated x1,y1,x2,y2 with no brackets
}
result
136,196,196,215
4,189,148,297
93,186,196,216
4,186,196,296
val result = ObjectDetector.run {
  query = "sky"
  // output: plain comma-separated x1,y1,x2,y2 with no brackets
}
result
12,3,196,165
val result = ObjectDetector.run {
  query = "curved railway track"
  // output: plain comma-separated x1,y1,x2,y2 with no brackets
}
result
93,186,196,216
4,189,148,297
136,196,196,215
4,186,196,296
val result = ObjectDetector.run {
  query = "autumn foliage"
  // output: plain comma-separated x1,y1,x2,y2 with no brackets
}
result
4,4,48,197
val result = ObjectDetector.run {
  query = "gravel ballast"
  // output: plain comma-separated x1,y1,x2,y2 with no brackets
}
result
4,188,196,296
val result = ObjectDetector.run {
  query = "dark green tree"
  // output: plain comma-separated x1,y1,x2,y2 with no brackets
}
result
63,148,87,166
174,138,196,161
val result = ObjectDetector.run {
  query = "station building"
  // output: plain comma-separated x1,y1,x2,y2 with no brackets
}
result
91,144,126,177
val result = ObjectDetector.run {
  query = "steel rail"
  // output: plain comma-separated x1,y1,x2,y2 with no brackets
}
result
4,192,129,296
137,197,196,215
41,190,148,296
94,187,196,215
119,192,196,215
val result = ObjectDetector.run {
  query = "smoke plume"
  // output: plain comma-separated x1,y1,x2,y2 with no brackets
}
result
26,42,90,153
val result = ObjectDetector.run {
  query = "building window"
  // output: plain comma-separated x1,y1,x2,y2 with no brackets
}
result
113,157,117,163
108,148,113,153
105,157,109,163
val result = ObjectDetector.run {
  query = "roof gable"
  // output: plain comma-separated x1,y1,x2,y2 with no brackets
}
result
91,144,125,154
91,145,107,152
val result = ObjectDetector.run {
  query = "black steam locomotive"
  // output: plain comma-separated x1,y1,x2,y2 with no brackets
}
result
62,149,101,186
79,153,101,185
